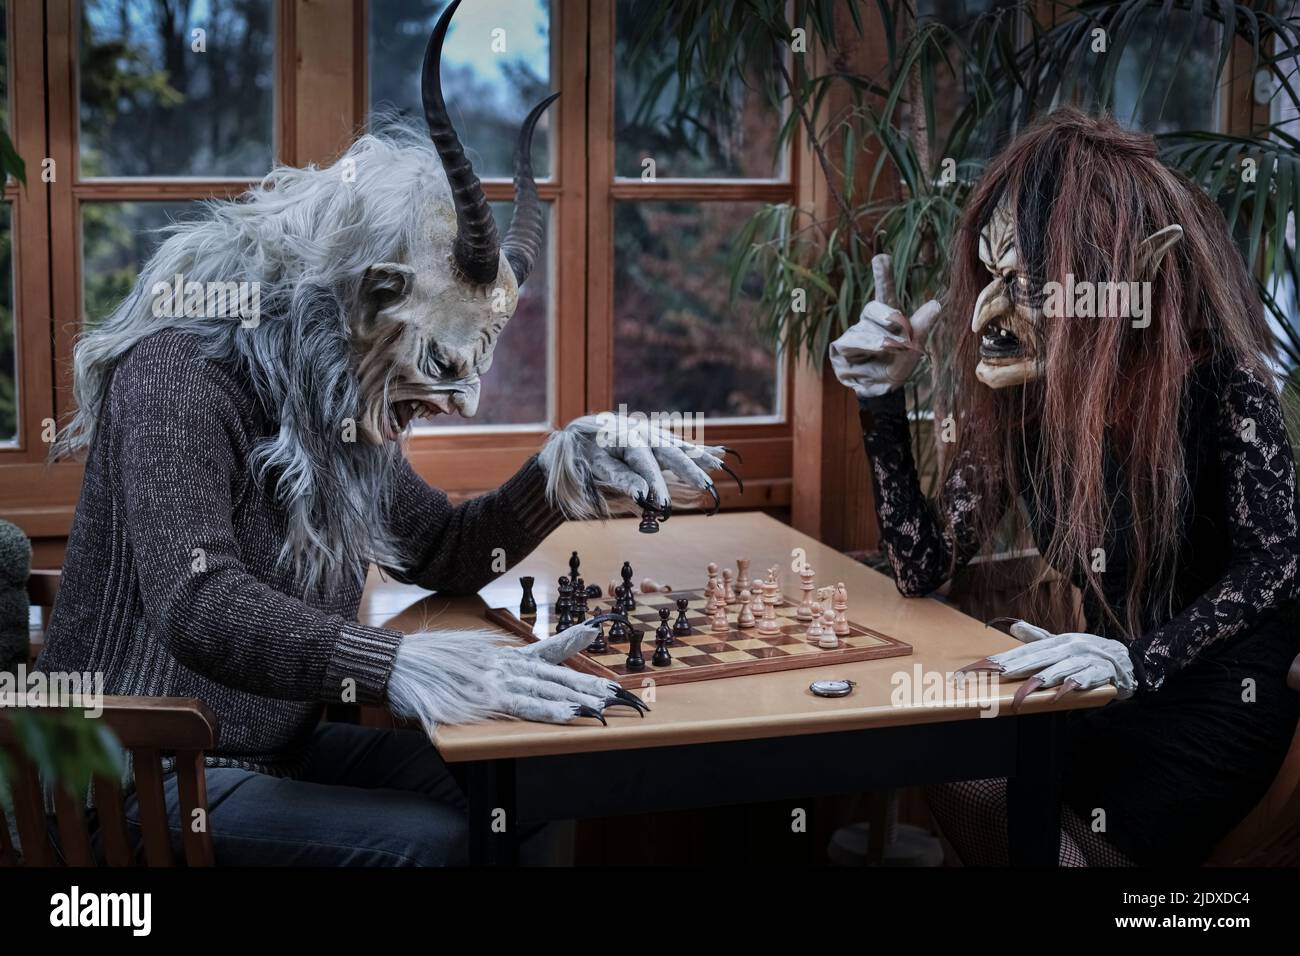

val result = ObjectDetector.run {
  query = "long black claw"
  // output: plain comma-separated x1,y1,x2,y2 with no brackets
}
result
720,445,744,464
718,461,745,495
605,696,646,717
611,686,650,712
574,704,607,726
704,482,721,516
584,612,630,629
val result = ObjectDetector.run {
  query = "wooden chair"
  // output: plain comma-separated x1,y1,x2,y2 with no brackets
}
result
1,569,219,866
0,697,218,866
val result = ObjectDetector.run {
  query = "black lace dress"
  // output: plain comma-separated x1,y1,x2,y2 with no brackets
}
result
859,361,1300,865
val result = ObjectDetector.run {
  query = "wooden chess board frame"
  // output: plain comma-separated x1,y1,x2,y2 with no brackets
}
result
486,588,912,689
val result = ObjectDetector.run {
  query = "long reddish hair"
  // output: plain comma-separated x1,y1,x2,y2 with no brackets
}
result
939,108,1276,636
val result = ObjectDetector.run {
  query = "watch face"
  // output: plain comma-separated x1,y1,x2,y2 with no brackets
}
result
810,679,855,698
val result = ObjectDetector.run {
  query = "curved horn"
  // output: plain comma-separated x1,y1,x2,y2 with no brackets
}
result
502,91,560,286
421,0,499,285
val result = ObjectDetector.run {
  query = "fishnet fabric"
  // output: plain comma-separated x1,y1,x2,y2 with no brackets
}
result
926,778,1134,867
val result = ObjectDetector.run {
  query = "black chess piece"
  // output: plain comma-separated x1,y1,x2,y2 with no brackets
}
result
638,502,660,534
584,583,603,600
653,608,673,666
569,550,581,581
625,628,646,672
607,598,629,642
572,577,589,622
555,575,573,633
588,617,608,653
620,561,636,610
519,576,537,616
673,597,692,638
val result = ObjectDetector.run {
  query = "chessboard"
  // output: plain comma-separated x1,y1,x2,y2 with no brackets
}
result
486,588,912,689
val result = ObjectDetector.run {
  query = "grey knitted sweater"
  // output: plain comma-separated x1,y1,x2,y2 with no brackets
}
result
36,331,563,773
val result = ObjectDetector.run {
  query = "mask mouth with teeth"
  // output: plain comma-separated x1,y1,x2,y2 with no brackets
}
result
971,200,1045,389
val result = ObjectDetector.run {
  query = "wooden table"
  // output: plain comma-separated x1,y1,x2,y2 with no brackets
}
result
378,513,1114,865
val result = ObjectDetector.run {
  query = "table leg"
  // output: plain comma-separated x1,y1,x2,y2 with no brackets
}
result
1007,712,1062,866
466,759,519,866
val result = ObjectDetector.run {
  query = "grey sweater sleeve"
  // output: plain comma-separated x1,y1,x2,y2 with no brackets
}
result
382,454,564,595
109,344,402,705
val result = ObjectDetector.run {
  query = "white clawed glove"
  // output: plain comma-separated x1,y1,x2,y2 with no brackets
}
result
962,620,1137,708
538,413,742,519
829,254,941,399
829,299,941,398
387,621,647,732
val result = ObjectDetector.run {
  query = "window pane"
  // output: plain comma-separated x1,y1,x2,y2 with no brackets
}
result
369,0,553,179
79,0,275,177
418,201,551,429
0,204,15,444
1113,12,1221,132
614,0,784,180
613,202,778,419
82,201,203,327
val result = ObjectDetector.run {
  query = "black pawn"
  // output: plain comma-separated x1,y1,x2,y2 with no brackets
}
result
569,550,581,581
673,597,692,638
653,609,673,666
588,617,607,654
639,503,660,534
519,576,537,616
621,561,636,610
607,599,629,642
625,628,646,672
555,576,573,633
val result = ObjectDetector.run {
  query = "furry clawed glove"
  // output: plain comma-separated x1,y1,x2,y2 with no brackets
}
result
538,413,738,519
386,623,646,731
0,519,32,673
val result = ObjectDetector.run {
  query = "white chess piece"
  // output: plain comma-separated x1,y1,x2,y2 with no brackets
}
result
710,580,730,633
818,608,839,649
833,582,850,636
722,568,737,605
737,589,756,628
806,599,824,641
797,569,816,621
705,562,720,613
758,581,781,635
736,558,751,597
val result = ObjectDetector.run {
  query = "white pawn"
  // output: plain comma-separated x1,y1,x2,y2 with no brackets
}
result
751,578,766,615
818,608,840,649
737,589,756,628
806,599,824,641
722,568,737,605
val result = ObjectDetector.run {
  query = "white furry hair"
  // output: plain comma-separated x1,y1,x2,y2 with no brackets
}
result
386,629,509,736
54,127,453,596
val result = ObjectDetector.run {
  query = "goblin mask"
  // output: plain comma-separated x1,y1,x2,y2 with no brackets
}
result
970,200,1184,389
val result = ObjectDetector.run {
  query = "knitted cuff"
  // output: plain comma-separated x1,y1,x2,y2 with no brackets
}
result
499,454,566,544
324,621,405,705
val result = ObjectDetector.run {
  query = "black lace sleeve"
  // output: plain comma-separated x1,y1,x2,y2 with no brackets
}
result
859,390,1003,596
1128,366,1300,690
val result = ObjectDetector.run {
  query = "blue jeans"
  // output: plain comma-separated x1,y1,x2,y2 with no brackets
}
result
121,723,469,866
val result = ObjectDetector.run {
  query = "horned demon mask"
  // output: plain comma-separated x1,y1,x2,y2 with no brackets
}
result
353,0,558,442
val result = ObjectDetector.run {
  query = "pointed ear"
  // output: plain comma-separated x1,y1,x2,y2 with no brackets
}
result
1137,224,1183,278
360,262,415,313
